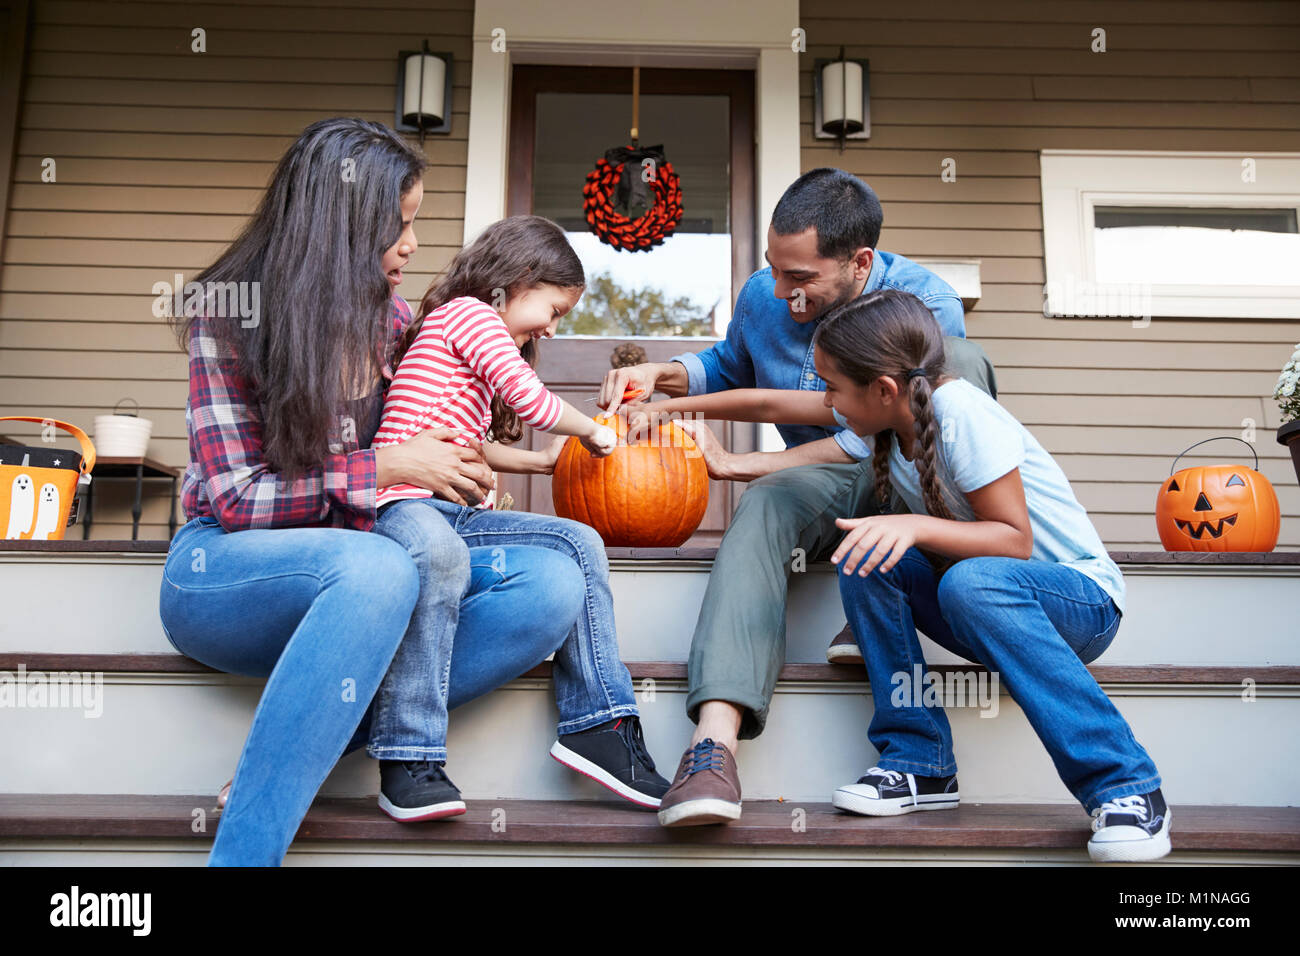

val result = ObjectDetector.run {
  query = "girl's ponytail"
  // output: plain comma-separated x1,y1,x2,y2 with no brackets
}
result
813,288,957,573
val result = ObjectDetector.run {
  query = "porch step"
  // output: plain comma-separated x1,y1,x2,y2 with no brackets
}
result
4,543,1298,863
1,794,1296,865
3,545,1300,668
3,653,1297,807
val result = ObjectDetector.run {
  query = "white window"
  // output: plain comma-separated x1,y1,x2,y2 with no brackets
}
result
1040,150,1300,321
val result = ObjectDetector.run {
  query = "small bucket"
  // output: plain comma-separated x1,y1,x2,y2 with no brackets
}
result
93,398,153,458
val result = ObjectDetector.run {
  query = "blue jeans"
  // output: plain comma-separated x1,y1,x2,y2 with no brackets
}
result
362,496,639,747
158,514,584,866
838,545,1161,813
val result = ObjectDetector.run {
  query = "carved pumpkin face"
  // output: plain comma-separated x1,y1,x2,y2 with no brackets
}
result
1155,464,1280,552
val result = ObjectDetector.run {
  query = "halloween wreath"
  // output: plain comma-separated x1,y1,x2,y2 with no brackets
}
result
582,143,683,252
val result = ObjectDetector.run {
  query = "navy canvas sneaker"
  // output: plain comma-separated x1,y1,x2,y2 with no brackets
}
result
832,766,960,815
550,716,671,809
1088,788,1173,862
378,759,467,822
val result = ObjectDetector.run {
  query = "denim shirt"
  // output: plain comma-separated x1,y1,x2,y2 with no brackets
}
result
669,250,966,458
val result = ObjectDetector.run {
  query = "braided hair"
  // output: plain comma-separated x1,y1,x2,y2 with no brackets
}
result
812,288,957,575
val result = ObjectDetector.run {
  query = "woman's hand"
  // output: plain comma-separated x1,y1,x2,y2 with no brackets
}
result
830,513,924,577
673,419,735,481
380,426,496,506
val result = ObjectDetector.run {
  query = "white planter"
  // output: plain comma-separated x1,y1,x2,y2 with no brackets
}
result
93,414,153,458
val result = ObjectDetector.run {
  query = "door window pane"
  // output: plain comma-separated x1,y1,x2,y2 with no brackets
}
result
533,92,732,336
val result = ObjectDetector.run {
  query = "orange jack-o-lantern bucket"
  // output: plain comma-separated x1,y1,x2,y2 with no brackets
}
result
1155,436,1280,552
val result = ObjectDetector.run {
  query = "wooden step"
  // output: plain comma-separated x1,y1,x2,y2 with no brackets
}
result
1,794,1296,858
4,652,1298,686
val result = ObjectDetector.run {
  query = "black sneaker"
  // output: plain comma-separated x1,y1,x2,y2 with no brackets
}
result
832,765,960,815
377,759,467,822
549,716,671,809
1088,788,1172,863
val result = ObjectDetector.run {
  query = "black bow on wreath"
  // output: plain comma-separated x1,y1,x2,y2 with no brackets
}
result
603,144,666,219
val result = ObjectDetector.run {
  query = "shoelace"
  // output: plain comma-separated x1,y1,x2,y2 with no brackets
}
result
682,738,726,777
1092,794,1149,826
861,766,919,804
622,717,657,773
863,766,904,785
403,761,448,785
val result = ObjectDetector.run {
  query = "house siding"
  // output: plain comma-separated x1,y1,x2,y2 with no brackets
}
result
1,0,1297,547
0,0,472,537
799,0,1300,548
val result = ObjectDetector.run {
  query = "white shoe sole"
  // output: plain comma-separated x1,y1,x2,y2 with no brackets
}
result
832,785,960,816
657,797,743,827
549,741,663,809
1088,809,1174,863
826,645,864,664
377,792,466,822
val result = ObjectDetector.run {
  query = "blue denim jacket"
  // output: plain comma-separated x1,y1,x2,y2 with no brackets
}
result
669,250,966,459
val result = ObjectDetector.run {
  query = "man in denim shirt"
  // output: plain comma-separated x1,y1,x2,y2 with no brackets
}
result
599,168,998,827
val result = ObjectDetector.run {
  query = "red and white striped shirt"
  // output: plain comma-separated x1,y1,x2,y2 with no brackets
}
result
373,295,563,508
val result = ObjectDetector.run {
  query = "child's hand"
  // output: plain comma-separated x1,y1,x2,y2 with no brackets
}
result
831,514,923,577
580,421,618,457
539,433,568,474
673,419,734,480
626,399,678,437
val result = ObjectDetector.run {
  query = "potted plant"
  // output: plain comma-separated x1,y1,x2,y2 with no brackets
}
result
1276,342,1300,485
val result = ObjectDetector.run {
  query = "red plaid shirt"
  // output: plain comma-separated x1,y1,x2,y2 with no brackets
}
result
179,296,414,532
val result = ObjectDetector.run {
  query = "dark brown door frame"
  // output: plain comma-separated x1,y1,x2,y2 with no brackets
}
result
506,65,756,307
500,66,759,541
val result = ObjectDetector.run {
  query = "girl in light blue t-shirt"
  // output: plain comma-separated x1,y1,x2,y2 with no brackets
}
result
810,288,1169,863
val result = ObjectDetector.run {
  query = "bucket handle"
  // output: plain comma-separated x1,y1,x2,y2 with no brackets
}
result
1169,436,1258,476
0,416,96,475
113,398,140,417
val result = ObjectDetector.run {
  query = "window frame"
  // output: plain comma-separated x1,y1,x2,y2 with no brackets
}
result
507,65,756,329
1040,150,1300,321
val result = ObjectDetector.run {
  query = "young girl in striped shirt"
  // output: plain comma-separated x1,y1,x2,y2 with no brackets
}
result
373,218,617,502
364,215,670,821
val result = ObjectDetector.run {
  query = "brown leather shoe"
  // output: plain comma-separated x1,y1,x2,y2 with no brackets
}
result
827,621,863,664
657,738,742,827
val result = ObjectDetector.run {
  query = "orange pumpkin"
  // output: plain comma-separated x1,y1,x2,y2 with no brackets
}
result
552,413,709,547
1155,439,1280,552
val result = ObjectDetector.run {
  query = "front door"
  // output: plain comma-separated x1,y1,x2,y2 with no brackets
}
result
502,65,758,547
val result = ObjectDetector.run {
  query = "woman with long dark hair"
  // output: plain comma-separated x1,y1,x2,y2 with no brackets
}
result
158,118,590,865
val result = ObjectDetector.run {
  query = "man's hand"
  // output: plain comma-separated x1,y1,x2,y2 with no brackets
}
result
830,513,925,577
597,363,657,417
596,361,688,416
